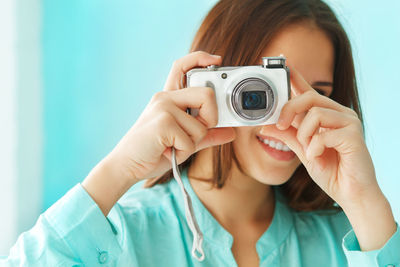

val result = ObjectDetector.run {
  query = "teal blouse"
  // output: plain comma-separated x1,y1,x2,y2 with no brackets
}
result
2,168,400,266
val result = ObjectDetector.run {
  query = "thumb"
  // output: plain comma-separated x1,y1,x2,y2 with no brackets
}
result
196,127,236,151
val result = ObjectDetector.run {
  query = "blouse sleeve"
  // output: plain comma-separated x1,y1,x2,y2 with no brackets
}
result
342,223,400,267
0,184,124,266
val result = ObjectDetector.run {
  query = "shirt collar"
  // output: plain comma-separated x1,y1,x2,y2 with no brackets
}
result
170,167,294,254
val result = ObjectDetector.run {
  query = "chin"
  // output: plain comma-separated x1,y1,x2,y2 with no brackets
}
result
248,164,299,186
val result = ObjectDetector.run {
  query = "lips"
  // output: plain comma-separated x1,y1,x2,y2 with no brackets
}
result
256,135,296,161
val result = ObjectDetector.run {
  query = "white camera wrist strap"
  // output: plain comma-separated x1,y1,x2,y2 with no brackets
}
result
171,147,205,261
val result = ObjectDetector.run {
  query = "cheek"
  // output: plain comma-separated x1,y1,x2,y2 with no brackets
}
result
232,127,259,150
231,127,262,163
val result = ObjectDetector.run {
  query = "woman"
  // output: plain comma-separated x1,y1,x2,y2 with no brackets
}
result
2,0,399,266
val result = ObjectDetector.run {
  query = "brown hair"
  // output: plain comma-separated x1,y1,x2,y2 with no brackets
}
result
145,0,363,211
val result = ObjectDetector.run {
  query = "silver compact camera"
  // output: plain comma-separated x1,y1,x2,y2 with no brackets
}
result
186,56,290,127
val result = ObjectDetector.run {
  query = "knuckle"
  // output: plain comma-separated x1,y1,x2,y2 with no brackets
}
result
296,130,303,141
304,90,317,98
348,114,359,123
351,118,363,132
150,97,170,113
280,102,290,114
157,111,174,126
308,106,321,117
305,90,320,102
311,92,321,102
346,107,358,117
171,59,182,70
151,91,166,103
194,50,207,58
198,126,208,139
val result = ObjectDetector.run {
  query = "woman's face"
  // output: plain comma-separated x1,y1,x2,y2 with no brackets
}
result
233,22,334,185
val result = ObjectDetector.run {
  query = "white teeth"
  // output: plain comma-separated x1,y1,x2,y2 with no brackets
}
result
257,136,292,152
275,142,283,150
269,140,276,148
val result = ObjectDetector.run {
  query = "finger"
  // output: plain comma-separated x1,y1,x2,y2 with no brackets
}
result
168,105,208,145
164,51,222,91
260,125,308,164
297,107,357,150
162,147,175,163
195,127,236,151
277,90,349,130
291,112,306,129
287,63,314,95
162,147,190,165
163,128,235,162
161,120,195,156
306,126,361,160
167,87,218,128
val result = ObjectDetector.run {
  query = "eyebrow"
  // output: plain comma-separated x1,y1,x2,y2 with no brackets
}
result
312,81,333,87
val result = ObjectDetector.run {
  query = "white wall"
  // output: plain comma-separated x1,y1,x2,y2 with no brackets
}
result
15,0,42,237
0,0,18,254
0,0,42,254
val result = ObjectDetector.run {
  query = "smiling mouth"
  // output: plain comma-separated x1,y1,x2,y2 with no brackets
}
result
256,135,292,152
256,135,296,161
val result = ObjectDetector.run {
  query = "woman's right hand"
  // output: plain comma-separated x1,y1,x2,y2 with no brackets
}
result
109,51,235,182
83,51,235,215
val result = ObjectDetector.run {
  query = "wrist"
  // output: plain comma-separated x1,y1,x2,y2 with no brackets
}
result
82,156,138,216
103,153,141,185
340,187,385,213
342,192,396,251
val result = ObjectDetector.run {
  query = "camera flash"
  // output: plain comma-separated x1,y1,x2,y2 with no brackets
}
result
269,59,281,65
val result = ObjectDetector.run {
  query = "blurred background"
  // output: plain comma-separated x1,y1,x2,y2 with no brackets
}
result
1,0,399,254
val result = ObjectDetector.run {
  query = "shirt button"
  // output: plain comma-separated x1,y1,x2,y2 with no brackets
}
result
386,264,395,267
98,251,109,264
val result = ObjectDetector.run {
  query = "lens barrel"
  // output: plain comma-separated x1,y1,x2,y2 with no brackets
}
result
231,78,274,120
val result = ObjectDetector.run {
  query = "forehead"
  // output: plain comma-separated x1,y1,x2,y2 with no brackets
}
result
261,22,334,83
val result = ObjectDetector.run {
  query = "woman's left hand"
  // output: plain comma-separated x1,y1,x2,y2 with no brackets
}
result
274,66,376,208
264,66,396,251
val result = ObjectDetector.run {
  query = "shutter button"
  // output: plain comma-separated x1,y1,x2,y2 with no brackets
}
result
98,251,109,264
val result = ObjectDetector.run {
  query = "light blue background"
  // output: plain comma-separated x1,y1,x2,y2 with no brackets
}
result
42,0,219,208
42,0,400,221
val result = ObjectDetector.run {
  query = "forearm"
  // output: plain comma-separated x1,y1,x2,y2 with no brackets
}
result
343,191,397,251
82,156,137,216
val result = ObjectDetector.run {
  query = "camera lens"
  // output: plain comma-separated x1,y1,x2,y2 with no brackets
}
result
242,91,266,110
231,77,275,121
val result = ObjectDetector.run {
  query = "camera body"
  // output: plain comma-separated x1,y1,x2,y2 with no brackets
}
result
186,56,290,128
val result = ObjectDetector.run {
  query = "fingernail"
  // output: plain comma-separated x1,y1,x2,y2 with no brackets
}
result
305,146,312,160
260,127,267,135
276,120,285,130
212,54,221,58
